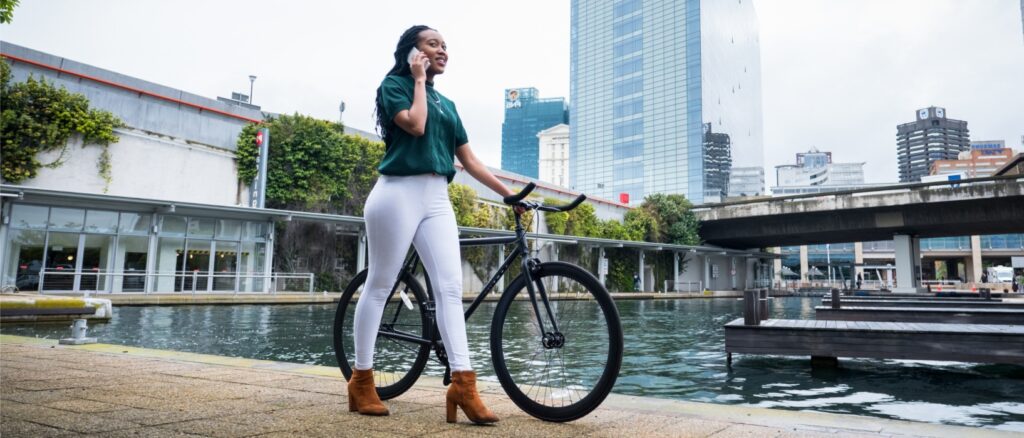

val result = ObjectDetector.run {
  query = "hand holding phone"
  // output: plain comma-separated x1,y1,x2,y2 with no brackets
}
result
407,47,430,72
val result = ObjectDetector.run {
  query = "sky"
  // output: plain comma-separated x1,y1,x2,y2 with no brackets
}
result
2,0,1022,186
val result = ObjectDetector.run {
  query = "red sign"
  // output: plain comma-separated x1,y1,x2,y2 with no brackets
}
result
619,193,629,204
255,131,264,146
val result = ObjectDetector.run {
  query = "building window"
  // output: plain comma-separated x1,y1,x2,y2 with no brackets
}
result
613,0,641,18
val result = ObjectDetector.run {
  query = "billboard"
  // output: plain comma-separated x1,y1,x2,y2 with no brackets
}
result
505,89,522,109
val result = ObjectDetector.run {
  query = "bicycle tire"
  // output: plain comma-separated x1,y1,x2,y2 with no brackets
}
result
333,269,432,400
490,262,623,422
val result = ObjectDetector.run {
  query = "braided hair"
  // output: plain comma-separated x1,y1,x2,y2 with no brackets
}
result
375,25,435,147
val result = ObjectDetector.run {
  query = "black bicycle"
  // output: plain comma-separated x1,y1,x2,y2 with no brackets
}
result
333,182,623,422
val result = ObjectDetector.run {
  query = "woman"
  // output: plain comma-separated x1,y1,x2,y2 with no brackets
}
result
349,25,516,424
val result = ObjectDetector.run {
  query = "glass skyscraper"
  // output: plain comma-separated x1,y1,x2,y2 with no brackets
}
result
570,0,763,205
501,88,568,179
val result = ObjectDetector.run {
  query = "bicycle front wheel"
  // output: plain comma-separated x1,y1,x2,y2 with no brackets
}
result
491,262,623,422
333,269,431,400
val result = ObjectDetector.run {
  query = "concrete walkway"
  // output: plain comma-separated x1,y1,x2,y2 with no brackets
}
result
0,335,1012,437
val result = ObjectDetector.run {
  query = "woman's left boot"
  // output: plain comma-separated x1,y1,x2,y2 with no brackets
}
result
348,369,389,416
446,370,499,424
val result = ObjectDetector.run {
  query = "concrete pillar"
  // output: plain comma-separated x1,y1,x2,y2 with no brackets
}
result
893,234,921,293
854,241,864,279
496,244,505,291
598,247,606,286
969,235,982,283
799,245,809,283
673,252,679,292
703,255,711,291
356,230,367,273
264,222,276,293
730,257,738,290
772,247,782,288
638,250,645,292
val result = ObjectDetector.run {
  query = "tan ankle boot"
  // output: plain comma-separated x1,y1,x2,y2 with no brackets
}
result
446,370,499,424
348,369,389,416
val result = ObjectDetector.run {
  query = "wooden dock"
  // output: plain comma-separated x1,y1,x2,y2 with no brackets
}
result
815,306,1024,325
820,299,1022,309
724,318,1024,364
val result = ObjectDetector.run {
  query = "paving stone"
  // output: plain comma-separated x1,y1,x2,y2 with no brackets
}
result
297,422,408,438
588,415,732,438
42,398,123,413
131,408,224,427
708,424,788,437
0,400,71,420
264,376,347,395
82,426,206,437
0,418,81,437
26,410,142,434
156,418,292,438
1,388,94,405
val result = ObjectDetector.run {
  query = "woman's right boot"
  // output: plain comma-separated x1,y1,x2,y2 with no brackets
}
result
348,369,389,416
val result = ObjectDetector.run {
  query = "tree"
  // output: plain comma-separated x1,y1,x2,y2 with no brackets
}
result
0,0,19,24
0,58,123,189
235,114,385,289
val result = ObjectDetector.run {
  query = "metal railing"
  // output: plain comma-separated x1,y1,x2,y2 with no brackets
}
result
668,280,703,293
32,269,315,295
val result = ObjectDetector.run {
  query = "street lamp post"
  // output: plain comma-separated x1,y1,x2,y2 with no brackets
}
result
248,75,257,104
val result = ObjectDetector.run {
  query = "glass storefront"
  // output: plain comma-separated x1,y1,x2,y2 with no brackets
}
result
2,203,271,293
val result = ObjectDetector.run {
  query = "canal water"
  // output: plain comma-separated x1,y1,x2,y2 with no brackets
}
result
3,297,1022,431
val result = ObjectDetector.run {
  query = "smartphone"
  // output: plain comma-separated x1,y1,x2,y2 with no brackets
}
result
407,47,430,70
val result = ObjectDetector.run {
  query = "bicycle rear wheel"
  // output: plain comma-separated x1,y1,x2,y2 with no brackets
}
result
490,262,623,422
333,269,431,400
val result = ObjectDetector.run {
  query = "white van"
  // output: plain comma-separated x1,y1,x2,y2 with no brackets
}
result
988,266,1014,283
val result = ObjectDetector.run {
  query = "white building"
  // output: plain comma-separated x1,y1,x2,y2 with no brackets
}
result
771,148,869,196
537,124,570,188
727,167,765,198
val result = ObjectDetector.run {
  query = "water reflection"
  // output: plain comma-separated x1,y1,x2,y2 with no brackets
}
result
3,298,1022,430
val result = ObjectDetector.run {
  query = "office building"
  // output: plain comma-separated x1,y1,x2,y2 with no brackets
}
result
501,88,568,179
1,42,273,294
570,0,763,205
537,124,571,188
771,148,867,195
896,107,970,182
702,123,732,202
727,166,765,198
931,141,1015,178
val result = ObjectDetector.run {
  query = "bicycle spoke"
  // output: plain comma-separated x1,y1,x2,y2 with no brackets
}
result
493,264,622,420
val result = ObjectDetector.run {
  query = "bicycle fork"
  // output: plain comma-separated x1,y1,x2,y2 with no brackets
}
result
522,257,565,349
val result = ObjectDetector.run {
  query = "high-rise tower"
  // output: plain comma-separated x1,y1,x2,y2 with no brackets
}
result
569,0,763,204
896,107,970,182
501,88,568,178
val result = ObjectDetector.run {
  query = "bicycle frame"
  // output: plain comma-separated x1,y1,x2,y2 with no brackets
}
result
375,212,562,353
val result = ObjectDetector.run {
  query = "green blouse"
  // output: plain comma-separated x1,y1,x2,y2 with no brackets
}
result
376,75,468,182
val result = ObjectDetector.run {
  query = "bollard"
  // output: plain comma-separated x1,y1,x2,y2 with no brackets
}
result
758,289,769,321
743,290,760,325
831,288,841,309
59,319,97,345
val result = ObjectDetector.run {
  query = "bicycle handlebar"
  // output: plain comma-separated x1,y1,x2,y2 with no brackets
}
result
503,182,536,205
537,194,587,213
502,182,588,213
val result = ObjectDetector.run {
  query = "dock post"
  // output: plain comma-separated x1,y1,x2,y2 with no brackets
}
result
831,288,841,309
743,290,759,325
758,289,769,321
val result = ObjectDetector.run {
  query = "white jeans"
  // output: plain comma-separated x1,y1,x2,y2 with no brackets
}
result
353,174,471,371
